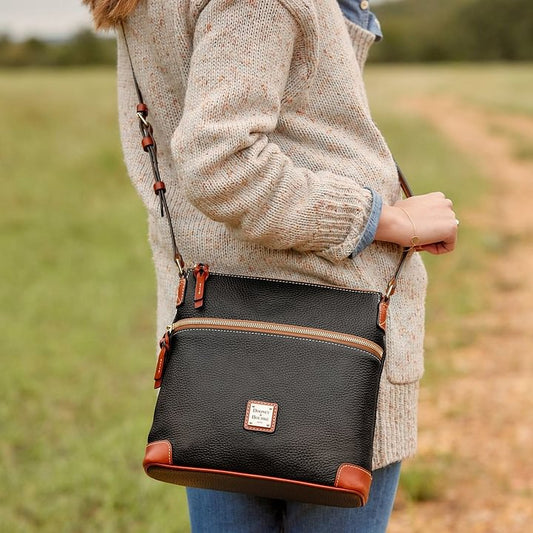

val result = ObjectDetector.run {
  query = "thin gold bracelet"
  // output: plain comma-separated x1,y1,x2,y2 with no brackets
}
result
398,207,420,248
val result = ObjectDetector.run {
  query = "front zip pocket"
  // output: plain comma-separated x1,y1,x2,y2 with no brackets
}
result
150,315,385,478
169,318,383,361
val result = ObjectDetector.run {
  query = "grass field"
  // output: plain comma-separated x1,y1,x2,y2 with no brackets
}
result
1,64,531,532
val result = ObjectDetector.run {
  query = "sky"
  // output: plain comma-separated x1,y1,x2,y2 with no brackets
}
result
0,0,394,40
1,1,100,40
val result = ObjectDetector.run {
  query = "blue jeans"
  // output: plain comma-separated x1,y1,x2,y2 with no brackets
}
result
186,462,401,532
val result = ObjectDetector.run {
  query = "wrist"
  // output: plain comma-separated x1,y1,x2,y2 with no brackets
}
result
375,205,412,247
397,207,420,247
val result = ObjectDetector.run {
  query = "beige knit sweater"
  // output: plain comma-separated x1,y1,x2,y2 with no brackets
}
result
117,0,428,469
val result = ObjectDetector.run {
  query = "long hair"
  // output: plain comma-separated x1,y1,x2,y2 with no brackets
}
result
82,0,142,29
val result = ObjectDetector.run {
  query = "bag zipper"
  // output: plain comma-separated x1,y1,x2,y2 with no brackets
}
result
168,317,383,360
186,263,384,310
192,264,209,309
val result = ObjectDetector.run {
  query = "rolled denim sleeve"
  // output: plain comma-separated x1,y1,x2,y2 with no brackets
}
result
350,188,383,257
337,0,383,41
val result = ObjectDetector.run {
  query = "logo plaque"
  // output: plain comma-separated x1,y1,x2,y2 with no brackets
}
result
244,400,278,433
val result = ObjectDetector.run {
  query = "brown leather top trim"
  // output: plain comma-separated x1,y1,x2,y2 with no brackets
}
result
143,440,172,469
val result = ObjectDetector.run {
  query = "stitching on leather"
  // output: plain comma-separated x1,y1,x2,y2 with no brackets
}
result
146,440,172,464
244,400,278,433
189,271,382,298
334,463,372,486
178,328,382,361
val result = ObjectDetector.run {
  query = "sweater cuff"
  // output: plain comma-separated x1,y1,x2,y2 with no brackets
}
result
315,184,373,263
350,188,383,257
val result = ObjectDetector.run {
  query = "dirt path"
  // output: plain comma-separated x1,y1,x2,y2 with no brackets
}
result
389,98,533,533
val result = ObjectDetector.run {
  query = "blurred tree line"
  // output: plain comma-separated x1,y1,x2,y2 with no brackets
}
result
0,29,115,67
371,0,533,62
1,0,532,67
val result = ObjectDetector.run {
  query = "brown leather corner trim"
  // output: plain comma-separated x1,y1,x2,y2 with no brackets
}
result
143,440,172,470
334,463,372,505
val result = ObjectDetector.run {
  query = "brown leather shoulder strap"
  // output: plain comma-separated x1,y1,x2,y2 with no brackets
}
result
121,24,186,276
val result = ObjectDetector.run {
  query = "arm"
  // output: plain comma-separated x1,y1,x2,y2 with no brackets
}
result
173,0,374,263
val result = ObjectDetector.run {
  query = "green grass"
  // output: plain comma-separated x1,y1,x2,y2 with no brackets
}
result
1,64,531,528
0,68,190,532
366,65,501,377
396,453,455,503
366,63,533,116
366,64,533,501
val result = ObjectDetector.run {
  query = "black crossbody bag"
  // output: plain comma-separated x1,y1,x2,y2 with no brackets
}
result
123,28,413,508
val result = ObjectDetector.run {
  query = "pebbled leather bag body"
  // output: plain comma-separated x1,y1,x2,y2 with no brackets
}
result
144,266,389,507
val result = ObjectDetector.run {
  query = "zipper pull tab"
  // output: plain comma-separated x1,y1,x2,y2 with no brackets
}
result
193,263,210,309
175,276,187,308
154,330,170,389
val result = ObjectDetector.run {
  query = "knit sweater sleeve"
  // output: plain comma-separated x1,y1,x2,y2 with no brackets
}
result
173,0,374,263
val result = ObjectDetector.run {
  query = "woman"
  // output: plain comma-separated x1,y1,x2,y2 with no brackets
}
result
84,0,457,530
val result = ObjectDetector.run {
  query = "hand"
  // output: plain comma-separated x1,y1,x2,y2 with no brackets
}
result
375,192,458,254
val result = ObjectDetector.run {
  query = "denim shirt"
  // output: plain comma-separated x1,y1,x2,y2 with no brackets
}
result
350,188,382,256
338,0,383,41
338,1,384,255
